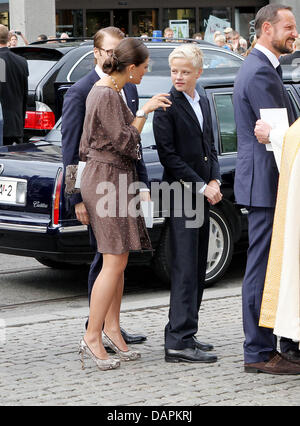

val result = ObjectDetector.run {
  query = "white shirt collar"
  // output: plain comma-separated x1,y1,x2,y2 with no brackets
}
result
95,65,106,79
95,65,127,102
254,44,280,69
183,89,200,103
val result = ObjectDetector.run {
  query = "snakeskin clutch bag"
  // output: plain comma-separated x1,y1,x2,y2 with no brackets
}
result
65,164,81,195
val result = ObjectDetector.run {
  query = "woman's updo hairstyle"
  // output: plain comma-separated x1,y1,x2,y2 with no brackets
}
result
103,38,149,75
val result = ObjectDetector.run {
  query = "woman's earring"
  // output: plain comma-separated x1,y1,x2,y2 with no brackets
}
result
130,74,133,79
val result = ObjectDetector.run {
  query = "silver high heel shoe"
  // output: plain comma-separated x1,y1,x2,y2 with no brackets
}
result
102,331,141,361
78,339,121,371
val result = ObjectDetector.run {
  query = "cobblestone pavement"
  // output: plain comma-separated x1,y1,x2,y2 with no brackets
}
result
1,285,300,407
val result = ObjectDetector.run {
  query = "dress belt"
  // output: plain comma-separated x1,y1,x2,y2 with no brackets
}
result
87,149,134,172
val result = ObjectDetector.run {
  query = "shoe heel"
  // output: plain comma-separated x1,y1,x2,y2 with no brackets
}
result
165,356,179,363
78,343,86,370
244,366,260,373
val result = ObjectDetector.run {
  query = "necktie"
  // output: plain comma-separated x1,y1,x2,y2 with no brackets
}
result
276,64,283,79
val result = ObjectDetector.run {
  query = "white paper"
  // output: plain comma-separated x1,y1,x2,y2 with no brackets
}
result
141,201,154,228
74,161,86,188
260,108,289,170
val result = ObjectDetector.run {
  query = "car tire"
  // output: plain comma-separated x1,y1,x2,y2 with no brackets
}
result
35,258,88,270
152,208,234,287
205,208,234,287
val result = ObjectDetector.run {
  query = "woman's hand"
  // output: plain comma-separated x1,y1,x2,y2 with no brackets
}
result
254,119,272,144
75,202,90,225
143,93,172,114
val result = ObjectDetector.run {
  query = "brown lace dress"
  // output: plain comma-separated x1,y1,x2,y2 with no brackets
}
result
79,85,151,255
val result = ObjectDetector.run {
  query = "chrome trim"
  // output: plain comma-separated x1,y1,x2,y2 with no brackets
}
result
59,225,88,233
153,217,165,225
240,208,249,215
0,222,47,233
59,217,165,233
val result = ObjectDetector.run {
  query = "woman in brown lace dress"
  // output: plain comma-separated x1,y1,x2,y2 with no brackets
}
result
78,38,171,370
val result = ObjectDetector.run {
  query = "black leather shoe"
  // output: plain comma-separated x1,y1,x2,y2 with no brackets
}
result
165,347,218,363
120,327,147,344
193,336,214,352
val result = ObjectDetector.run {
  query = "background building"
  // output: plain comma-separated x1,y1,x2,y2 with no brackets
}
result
0,0,299,44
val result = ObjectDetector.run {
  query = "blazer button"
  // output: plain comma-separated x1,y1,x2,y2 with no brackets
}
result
204,156,208,162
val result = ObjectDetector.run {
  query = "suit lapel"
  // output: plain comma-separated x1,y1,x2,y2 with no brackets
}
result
90,69,100,85
198,93,208,137
172,88,202,132
123,84,137,115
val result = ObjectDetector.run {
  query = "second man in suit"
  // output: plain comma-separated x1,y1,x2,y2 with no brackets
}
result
153,44,222,364
61,26,148,345
233,4,300,375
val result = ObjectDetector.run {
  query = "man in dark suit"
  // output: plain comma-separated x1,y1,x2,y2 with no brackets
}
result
153,44,221,363
62,27,148,345
0,25,28,145
233,4,300,374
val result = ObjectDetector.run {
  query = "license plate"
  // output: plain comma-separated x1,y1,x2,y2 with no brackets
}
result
0,178,26,205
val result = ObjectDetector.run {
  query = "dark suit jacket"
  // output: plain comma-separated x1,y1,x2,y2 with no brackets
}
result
233,48,297,208
61,69,149,207
0,47,28,138
153,86,220,198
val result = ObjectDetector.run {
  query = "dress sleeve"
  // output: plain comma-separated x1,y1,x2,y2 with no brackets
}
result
98,89,141,160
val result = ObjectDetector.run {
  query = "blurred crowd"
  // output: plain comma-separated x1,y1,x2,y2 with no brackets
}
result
6,30,70,47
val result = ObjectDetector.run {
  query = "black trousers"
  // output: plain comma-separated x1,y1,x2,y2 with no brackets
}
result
3,136,23,145
165,202,210,350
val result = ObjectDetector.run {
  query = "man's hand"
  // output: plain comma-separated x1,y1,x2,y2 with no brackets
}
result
139,190,151,202
204,180,223,205
75,202,90,225
254,119,272,144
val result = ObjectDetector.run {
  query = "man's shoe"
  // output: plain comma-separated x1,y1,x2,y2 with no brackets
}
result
165,347,218,363
120,327,147,344
193,336,214,352
244,351,300,375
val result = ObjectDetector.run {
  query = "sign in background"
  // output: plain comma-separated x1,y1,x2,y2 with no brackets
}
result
169,19,189,39
204,15,231,43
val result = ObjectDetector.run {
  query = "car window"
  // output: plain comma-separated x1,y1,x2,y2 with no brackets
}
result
147,47,242,74
27,60,58,91
213,93,237,154
203,49,242,69
147,49,173,76
68,46,243,82
139,98,155,148
69,52,95,81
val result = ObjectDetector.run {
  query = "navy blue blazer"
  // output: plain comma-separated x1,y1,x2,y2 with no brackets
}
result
153,86,220,195
61,69,149,207
233,48,297,208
